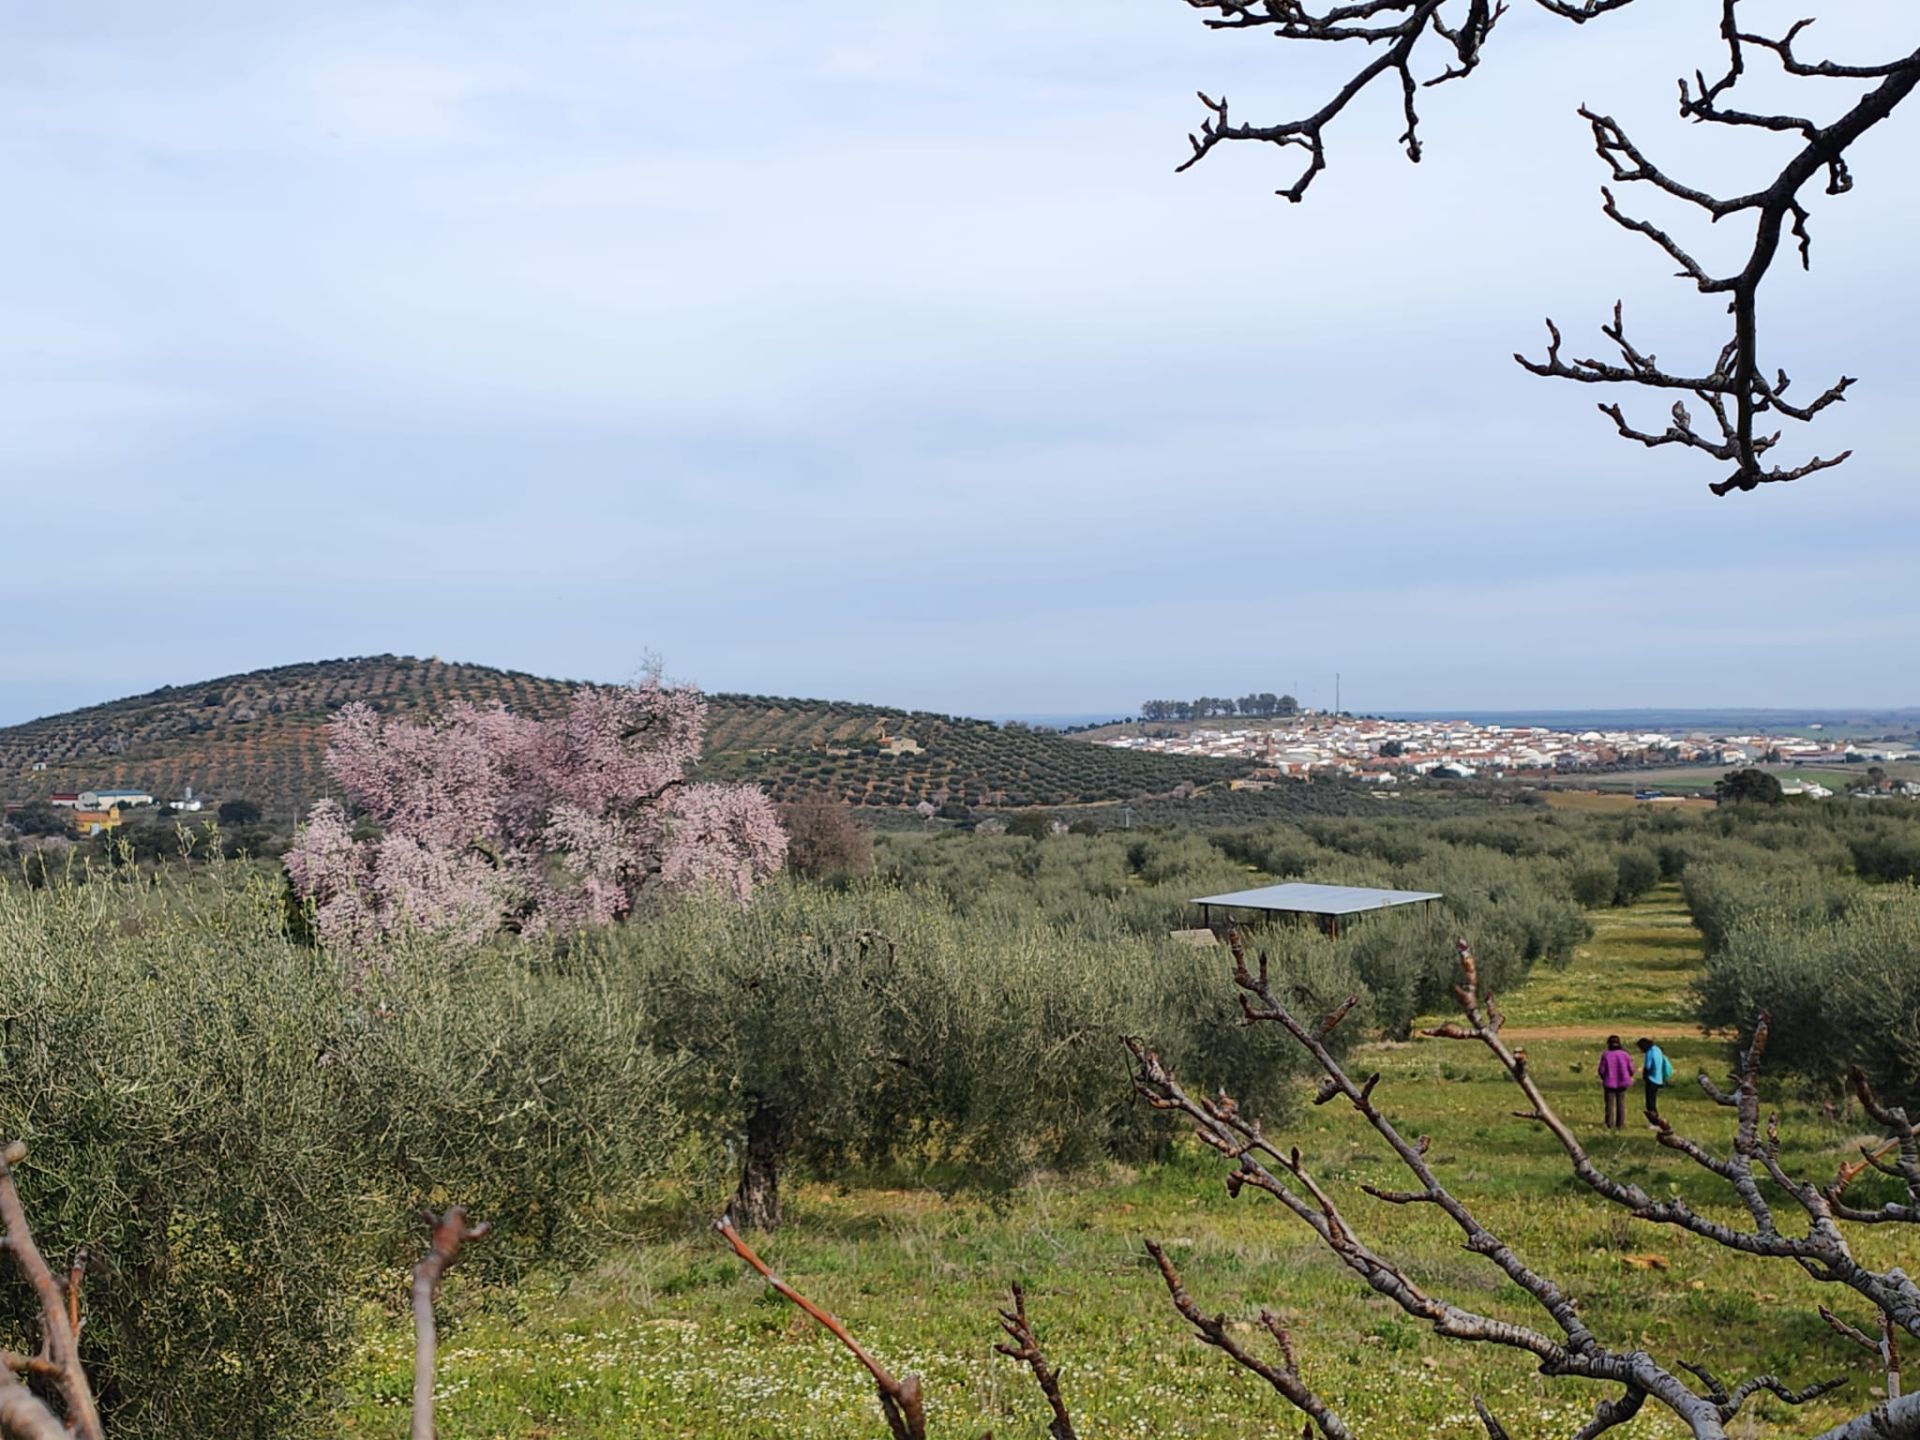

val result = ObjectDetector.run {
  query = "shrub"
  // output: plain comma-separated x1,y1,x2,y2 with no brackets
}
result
1682,855,1859,957
1569,857,1620,909
1697,886,1920,1106
1212,826,1326,878
778,796,875,880
216,798,262,827
5,802,69,839
0,866,688,1437
1846,817,1920,884
0,870,366,1438
339,939,681,1274
1716,768,1784,805
1006,811,1055,840
1613,845,1661,906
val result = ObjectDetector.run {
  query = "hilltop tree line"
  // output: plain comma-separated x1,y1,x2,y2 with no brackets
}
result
1140,692,1298,721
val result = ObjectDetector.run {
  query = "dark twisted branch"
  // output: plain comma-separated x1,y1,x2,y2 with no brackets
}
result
1176,0,1920,493
1836,1068,1920,1224
1681,1359,1850,1422
1571,1385,1646,1440
1820,1308,1903,1403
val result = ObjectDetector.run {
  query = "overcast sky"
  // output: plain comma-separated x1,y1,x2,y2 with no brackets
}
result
3,1,1915,724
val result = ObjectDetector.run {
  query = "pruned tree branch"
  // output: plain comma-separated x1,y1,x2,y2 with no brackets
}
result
0,1141,102,1440
1177,0,1920,493
1839,1067,1920,1224
0,1379,66,1440
1820,1308,1904,1402
1145,1236,1352,1440
1419,944,1920,1340
412,1206,490,1440
993,1283,1079,1440
1127,958,1736,1435
716,1215,927,1440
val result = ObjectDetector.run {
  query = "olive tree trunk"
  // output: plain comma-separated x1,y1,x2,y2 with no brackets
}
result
732,1100,787,1232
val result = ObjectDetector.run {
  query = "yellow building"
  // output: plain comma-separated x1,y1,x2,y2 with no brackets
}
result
73,808,121,837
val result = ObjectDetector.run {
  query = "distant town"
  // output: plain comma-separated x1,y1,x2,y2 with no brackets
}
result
1096,712,1920,796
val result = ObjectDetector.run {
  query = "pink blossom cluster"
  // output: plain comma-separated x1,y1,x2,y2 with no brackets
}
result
284,680,786,948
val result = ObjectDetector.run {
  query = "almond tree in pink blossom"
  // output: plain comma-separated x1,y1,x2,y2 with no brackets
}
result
284,680,785,949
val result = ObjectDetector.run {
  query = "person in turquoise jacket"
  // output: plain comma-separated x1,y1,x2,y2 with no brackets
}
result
1638,1037,1674,1119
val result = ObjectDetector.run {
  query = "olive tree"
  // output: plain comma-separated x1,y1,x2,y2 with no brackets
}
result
612,884,1348,1230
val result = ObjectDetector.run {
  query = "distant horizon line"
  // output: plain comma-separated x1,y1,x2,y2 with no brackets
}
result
2,652,1916,735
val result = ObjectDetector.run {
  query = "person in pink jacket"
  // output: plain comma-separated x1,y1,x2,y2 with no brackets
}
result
1598,1035,1636,1129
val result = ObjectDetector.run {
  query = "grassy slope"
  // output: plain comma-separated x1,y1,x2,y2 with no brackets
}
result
337,890,1902,1438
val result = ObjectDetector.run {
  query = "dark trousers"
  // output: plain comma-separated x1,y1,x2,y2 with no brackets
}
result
1645,1078,1662,1118
1604,1086,1627,1129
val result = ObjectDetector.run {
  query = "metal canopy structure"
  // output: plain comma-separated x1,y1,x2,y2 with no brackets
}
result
1191,882,1442,939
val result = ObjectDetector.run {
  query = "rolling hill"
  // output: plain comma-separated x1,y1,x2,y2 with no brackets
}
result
0,657,1247,821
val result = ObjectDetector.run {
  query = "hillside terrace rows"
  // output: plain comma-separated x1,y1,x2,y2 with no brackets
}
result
1,659,1247,820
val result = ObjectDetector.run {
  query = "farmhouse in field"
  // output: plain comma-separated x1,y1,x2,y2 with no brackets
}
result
37,787,161,836
83,788,154,809
1191,882,1442,940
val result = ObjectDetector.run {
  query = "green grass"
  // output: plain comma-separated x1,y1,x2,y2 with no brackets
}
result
335,888,1905,1438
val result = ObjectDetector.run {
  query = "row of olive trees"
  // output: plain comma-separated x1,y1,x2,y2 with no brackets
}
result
1680,801,1920,1107
879,815,1608,1037
719,933,1920,1440
579,883,1352,1230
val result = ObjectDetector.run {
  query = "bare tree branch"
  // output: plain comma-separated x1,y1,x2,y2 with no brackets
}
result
412,1206,490,1440
716,1215,926,1440
993,1283,1079,1440
1176,0,1920,493
1145,1236,1353,1440
1127,952,1737,1435
1571,1384,1646,1440
0,1142,101,1440
1839,1068,1920,1223
1420,946,1920,1340
0,1377,67,1440
1809,1390,1920,1440
1129,931,1920,1438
